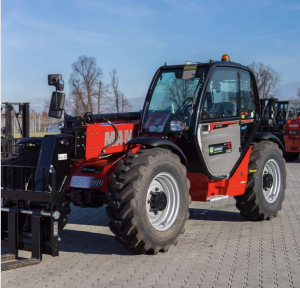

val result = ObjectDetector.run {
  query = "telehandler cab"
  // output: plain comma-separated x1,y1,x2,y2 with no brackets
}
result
1,55,286,270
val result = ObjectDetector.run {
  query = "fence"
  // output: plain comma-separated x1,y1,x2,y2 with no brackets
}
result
1,113,60,137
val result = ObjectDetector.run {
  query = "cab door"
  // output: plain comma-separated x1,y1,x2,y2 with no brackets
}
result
239,70,259,148
198,67,240,178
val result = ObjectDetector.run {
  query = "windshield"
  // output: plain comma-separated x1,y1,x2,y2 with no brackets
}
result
142,67,206,132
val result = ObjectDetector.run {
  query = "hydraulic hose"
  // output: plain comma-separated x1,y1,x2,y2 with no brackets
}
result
98,117,119,158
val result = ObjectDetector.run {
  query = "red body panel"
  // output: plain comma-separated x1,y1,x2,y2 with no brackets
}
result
188,147,252,201
66,155,121,193
85,120,140,160
66,146,142,192
284,116,300,153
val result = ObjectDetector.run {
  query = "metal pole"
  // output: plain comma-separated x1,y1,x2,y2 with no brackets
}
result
32,110,35,134
1,207,52,217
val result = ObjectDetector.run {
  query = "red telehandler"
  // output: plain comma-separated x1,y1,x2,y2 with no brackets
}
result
281,100,300,161
1,55,286,270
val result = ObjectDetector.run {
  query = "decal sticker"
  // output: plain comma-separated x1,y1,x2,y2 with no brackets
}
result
70,176,103,188
82,167,101,174
104,130,132,146
53,222,58,236
149,125,164,132
213,124,229,129
58,153,67,160
209,142,232,156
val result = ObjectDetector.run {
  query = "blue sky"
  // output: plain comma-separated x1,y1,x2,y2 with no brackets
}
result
2,0,300,112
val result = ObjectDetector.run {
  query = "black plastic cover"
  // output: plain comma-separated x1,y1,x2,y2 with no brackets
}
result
253,132,284,151
127,137,187,164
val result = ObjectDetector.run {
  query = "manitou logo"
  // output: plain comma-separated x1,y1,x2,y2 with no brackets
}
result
104,130,132,146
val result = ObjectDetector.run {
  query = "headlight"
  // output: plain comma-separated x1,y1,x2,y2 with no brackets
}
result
58,121,64,130
170,121,186,132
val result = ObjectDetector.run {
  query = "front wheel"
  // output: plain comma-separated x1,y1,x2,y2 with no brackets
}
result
106,148,191,254
235,141,286,220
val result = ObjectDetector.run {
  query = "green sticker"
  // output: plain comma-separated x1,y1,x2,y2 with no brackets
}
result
209,147,214,154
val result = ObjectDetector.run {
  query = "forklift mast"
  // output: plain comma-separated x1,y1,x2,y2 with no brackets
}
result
1,102,30,161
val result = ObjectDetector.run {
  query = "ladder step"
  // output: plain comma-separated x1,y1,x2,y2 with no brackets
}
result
206,195,229,202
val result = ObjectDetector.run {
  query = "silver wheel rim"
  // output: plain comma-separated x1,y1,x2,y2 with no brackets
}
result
146,172,180,231
262,159,281,204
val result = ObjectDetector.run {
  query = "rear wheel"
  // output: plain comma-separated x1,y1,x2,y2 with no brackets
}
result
106,147,191,254
235,141,286,220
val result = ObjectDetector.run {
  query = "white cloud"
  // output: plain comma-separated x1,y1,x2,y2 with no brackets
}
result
79,0,156,20
253,29,300,39
3,9,112,47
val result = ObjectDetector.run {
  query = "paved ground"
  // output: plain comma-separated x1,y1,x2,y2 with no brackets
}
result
2,160,300,288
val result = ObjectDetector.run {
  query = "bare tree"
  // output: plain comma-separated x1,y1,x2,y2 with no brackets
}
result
69,55,103,114
110,69,120,112
249,62,281,99
109,69,131,112
164,79,195,109
121,95,132,112
297,87,300,100
43,100,50,112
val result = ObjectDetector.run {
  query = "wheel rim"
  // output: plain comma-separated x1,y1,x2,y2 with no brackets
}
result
146,172,180,231
262,159,281,204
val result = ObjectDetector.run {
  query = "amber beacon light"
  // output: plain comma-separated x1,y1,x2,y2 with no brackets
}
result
221,54,230,61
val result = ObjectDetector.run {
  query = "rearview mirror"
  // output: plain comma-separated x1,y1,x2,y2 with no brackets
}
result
48,74,64,91
48,92,65,119
48,74,62,86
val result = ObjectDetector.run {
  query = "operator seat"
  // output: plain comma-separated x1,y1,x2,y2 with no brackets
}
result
207,101,236,118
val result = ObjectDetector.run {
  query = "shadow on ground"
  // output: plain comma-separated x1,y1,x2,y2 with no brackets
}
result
63,205,109,227
189,208,247,222
59,229,133,256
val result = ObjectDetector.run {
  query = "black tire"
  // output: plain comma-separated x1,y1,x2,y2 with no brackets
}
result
235,141,286,220
106,147,191,254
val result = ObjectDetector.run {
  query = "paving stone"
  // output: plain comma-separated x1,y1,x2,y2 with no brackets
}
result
2,162,300,287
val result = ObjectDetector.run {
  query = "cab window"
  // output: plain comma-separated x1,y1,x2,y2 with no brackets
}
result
275,102,288,124
296,103,300,117
240,70,256,119
288,103,296,120
201,68,238,119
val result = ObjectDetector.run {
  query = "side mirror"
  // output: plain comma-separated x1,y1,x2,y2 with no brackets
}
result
48,92,65,119
48,74,64,91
